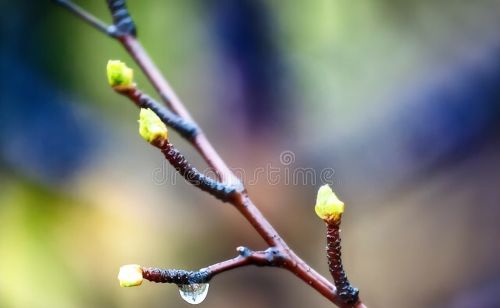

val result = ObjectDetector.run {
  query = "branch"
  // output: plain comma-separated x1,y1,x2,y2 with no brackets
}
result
315,184,362,307
116,247,283,288
55,2,366,307
138,247,286,285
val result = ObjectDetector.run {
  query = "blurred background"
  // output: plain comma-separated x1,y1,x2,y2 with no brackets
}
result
1,1,500,307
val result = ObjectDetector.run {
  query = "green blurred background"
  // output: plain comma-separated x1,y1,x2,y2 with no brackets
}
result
1,1,500,307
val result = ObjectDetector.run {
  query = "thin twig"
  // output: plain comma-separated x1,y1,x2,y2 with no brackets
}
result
117,87,199,140
143,268,211,285
327,222,360,306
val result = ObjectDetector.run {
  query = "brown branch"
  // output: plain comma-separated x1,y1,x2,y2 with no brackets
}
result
55,2,366,307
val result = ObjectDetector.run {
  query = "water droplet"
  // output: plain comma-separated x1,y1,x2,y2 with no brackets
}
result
178,283,209,305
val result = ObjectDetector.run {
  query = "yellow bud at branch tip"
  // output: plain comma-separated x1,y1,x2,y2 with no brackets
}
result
315,184,344,223
118,264,143,287
107,60,134,90
138,108,168,143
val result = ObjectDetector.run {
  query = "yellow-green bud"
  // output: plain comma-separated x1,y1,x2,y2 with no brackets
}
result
118,264,143,287
138,108,168,143
107,60,134,89
315,184,344,223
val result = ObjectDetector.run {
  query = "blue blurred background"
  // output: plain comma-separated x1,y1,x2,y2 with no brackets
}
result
1,1,500,307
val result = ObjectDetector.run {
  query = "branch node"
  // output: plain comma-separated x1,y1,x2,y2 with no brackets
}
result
263,247,287,266
236,246,252,257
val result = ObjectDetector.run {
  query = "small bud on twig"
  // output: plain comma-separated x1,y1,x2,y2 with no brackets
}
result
138,108,168,143
315,184,359,305
315,184,344,224
107,60,134,90
118,264,143,287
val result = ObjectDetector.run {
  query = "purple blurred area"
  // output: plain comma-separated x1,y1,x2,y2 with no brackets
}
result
0,1,499,307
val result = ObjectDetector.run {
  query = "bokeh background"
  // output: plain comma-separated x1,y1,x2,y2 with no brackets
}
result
1,1,500,307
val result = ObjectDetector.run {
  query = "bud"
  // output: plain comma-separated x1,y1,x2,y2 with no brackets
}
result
118,264,143,287
315,184,344,223
138,108,168,143
107,60,134,90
